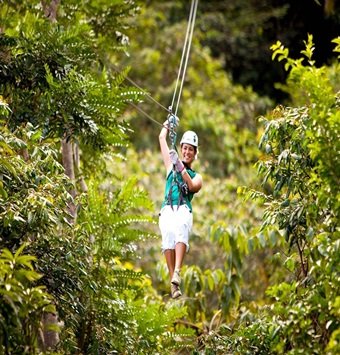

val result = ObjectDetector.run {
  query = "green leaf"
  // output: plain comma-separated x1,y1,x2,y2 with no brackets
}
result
0,180,8,198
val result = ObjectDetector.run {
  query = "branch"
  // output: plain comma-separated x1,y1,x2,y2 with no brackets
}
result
41,0,60,22
296,238,308,279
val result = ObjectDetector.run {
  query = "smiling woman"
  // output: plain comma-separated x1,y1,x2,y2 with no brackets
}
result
158,119,203,299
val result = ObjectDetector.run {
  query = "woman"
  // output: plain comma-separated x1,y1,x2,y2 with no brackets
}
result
158,120,203,299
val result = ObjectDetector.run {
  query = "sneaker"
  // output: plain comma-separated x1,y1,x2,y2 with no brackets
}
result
171,283,182,299
171,269,181,286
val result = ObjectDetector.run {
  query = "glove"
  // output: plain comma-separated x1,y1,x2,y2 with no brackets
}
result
163,115,179,130
169,149,184,172
168,114,179,127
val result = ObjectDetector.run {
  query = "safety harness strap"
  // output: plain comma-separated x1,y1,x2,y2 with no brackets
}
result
166,169,190,210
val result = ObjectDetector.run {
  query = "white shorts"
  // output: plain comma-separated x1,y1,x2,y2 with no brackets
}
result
158,204,193,253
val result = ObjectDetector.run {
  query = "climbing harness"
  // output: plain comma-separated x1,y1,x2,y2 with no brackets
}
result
166,167,190,210
166,118,192,211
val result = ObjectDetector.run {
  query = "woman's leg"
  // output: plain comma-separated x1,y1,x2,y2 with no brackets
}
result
174,242,187,270
170,242,187,287
164,249,175,279
173,205,192,272
165,249,182,298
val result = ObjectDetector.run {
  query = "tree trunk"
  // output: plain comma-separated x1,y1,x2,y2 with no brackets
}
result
38,313,60,351
74,142,88,193
39,1,63,351
62,138,77,219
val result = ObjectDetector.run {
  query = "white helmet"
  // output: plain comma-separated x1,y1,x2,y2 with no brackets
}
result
180,130,198,148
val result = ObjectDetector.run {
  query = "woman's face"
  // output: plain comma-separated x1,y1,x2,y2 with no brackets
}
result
181,143,196,164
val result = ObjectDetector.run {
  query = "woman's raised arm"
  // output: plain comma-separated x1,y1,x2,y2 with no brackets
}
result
159,121,172,171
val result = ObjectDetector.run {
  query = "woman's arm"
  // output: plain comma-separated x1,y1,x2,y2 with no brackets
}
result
159,121,172,171
181,170,203,193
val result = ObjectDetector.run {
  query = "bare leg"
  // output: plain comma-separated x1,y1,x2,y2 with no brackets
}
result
164,249,175,279
174,242,187,270
166,245,185,299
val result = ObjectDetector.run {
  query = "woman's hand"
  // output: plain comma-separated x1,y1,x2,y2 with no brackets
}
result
169,149,184,172
162,119,169,130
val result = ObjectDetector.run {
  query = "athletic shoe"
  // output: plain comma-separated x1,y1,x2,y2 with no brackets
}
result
171,269,181,286
171,283,182,299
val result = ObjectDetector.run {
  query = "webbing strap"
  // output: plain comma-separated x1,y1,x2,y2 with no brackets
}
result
166,172,189,211
167,180,184,211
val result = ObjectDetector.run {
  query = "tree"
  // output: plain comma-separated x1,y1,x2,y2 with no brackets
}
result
0,2,199,352
211,35,340,354
0,246,55,354
191,0,340,101
0,1,142,216
0,121,75,352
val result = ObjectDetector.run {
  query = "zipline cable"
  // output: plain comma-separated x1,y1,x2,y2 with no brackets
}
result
111,64,171,127
171,0,198,117
129,102,164,128
174,0,198,117
112,1,199,132
113,66,171,114
170,0,195,112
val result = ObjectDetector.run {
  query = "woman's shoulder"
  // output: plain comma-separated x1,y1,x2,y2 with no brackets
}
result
187,166,200,174
186,167,196,176
191,170,202,183
166,167,173,179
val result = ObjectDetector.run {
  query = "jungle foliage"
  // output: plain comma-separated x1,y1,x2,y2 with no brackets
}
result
217,36,340,355
0,0,339,354
0,1,184,353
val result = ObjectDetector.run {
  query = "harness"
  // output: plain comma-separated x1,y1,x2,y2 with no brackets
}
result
166,113,189,210
166,169,190,210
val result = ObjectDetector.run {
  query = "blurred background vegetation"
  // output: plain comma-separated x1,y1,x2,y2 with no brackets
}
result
0,0,339,353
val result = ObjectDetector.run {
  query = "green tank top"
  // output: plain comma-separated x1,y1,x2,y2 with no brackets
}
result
161,167,197,211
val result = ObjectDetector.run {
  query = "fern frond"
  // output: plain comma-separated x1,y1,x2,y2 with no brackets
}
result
111,66,131,87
